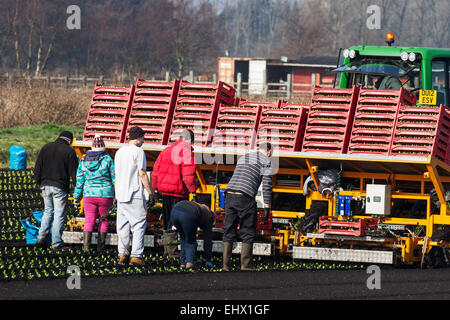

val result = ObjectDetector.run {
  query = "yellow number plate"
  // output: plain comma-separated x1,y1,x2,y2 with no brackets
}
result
419,90,437,105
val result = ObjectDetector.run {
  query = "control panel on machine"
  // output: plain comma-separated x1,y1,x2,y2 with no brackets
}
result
365,184,391,216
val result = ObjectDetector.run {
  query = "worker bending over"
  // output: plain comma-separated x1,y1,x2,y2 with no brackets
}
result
170,200,214,269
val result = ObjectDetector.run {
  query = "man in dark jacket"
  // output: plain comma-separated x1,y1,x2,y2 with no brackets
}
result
34,131,79,250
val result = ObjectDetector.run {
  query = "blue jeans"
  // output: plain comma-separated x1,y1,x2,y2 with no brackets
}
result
38,186,68,248
171,207,198,265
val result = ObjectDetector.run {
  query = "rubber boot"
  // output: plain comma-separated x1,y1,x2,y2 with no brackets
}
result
97,232,107,254
83,232,92,253
240,242,256,271
222,242,232,271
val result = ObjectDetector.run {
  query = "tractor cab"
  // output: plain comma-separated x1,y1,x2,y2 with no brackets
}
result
333,33,450,107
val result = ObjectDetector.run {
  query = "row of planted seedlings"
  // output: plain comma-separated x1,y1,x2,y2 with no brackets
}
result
0,168,366,282
0,169,44,244
0,242,366,281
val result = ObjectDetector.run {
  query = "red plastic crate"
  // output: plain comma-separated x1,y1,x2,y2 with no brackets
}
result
281,103,309,111
256,106,308,152
234,98,282,109
390,104,450,164
301,86,360,153
256,209,273,231
168,81,235,146
83,84,135,143
211,104,263,150
214,210,225,229
125,79,180,144
318,216,378,236
213,209,272,230
347,88,415,155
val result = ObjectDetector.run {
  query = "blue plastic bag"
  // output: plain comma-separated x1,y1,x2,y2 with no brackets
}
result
21,211,51,245
9,145,27,170
32,211,44,225
21,220,40,245
219,189,226,209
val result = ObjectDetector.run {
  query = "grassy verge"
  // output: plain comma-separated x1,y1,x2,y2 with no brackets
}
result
0,124,84,168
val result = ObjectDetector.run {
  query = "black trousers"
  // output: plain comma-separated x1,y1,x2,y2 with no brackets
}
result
223,192,257,244
162,195,188,230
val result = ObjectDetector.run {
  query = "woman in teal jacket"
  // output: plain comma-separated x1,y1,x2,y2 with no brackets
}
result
73,135,115,253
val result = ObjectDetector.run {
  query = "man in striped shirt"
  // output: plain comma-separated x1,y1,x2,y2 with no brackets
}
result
222,142,274,271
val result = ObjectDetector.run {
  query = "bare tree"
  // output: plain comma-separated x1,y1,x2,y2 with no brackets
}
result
0,0,17,70
8,0,65,77
166,0,219,78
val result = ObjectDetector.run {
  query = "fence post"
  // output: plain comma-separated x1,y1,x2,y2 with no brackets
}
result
287,73,292,99
47,76,51,88
263,72,268,96
165,71,170,82
64,76,69,89
236,72,242,97
83,76,87,87
212,73,217,84
311,74,316,92
189,70,194,83
99,75,104,85
7,73,12,87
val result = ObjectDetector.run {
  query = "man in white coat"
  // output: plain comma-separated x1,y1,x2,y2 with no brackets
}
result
114,126,152,266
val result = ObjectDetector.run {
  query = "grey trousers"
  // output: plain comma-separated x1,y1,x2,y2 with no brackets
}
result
117,198,147,258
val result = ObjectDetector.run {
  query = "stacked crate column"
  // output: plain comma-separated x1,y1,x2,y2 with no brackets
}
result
256,107,308,152
125,79,180,145
169,81,235,147
83,85,135,143
211,104,262,150
347,88,414,155
390,104,450,164
301,86,360,153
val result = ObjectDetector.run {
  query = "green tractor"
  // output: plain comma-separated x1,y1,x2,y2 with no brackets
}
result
333,32,450,107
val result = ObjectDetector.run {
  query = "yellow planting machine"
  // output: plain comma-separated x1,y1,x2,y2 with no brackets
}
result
67,35,450,268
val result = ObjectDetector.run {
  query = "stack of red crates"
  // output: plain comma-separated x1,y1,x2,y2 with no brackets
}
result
83,84,135,143
347,88,416,155
390,104,450,164
125,79,180,144
211,103,262,150
168,81,235,146
301,86,360,153
256,106,308,152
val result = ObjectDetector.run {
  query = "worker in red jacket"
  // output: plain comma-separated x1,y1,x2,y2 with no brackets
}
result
152,129,198,232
